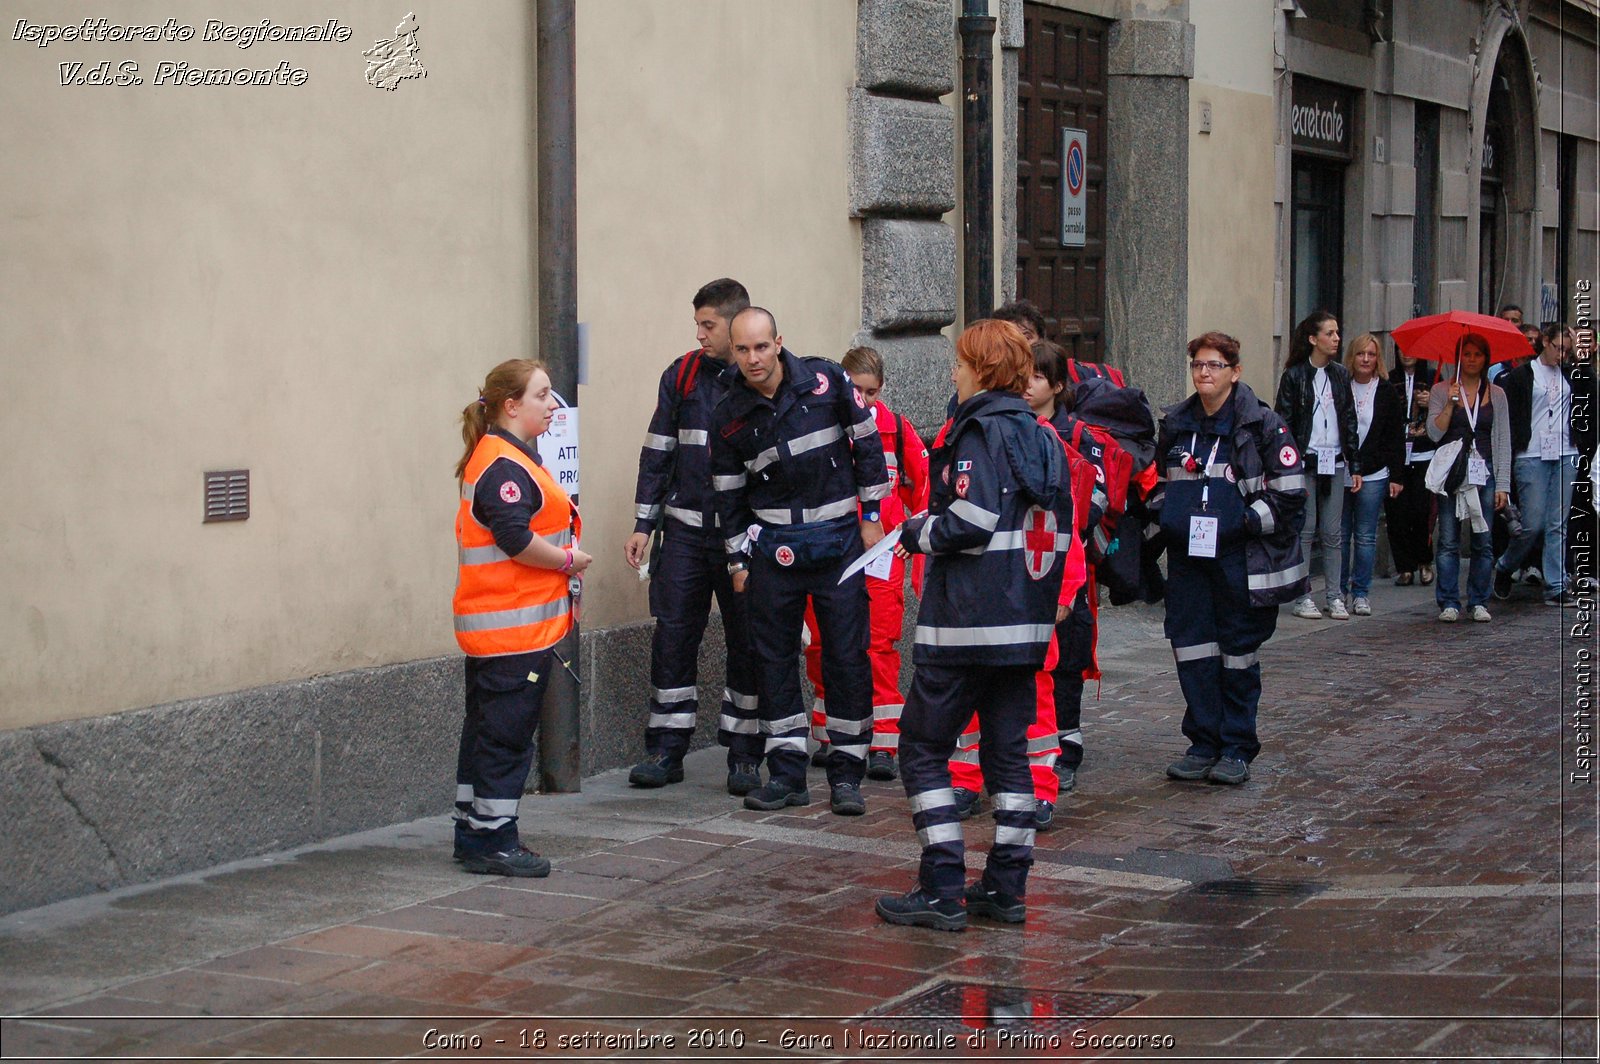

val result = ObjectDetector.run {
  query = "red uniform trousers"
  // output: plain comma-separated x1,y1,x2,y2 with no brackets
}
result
804,557,905,754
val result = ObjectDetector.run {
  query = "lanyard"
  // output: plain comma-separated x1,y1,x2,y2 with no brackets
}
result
1460,384,1481,433
1191,432,1222,512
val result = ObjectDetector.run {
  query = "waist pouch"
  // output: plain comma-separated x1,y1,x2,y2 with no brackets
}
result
752,519,857,569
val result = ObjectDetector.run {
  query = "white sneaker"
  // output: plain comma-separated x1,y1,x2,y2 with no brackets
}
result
1438,607,1460,623
1291,598,1322,620
1352,597,1371,615
1328,598,1350,620
1524,567,1544,588
1471,605,1492,622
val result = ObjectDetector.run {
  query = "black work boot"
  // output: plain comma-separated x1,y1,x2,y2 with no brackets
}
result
726,761,762,796
743,777,811,811
875,888,967,932
964,881,1026,923
628,752,684,788
461,844,551,878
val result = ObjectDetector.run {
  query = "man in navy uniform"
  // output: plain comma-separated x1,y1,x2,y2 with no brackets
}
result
624,279,764,795
711,306,891,816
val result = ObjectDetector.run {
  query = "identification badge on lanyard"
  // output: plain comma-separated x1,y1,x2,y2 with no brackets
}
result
1404,441,1414,463
1466,450,1489,486
1188,514,1219,558
864,547,894,580
1314,446,1337,474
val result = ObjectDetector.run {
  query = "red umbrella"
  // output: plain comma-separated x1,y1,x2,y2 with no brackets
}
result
1391,310,1532,365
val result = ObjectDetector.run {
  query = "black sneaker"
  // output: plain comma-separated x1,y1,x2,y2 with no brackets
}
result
1546,589,1577,607
1055,763,1077,792
743,778,811,811
953,788,982,820
1493,566,1514,600
964,881,1026,923
1166,753,1219,780
875,888,967,932
830,782,866,816
726,762,762,796
628,753,684,788
1207,757,1250,785
461,845,551,878
1035,799,1055,831
866,751,899,781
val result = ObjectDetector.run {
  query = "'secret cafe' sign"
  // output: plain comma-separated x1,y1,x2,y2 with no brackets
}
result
1291,77,1357,161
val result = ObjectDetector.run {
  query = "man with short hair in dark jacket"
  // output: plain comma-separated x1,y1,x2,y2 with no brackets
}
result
1492,322,1590,606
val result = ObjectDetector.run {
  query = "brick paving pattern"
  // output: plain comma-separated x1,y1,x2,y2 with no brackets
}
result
1,591,1593,1061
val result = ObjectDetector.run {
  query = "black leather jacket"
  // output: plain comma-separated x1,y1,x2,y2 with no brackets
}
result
1273,359,1361,474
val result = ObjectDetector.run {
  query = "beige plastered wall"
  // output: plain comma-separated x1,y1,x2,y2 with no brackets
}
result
1,1,536,729
1187,0,1278,401
574,0,862,628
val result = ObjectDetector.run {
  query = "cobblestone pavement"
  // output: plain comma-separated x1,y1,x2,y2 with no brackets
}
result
1,581,1593,1062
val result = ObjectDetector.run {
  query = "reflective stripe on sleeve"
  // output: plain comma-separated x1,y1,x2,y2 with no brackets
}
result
1250,498,1275,533
1248,559,1311,590
948,498,1000,530
713,473,747,491
664,505,704,527
678,428,708,446
644,433,677,452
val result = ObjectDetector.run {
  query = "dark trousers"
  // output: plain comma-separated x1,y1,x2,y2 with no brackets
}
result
746,546,871,787
646,525,761,765
900,663,1037,900
455,649,552,852
1384,462,1435,573
1053,586,1095,770
1164,552,1278,764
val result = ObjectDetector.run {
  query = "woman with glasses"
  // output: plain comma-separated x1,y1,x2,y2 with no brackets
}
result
1337,334,1406,615
1149,332,1308,786
1275,311,1362,620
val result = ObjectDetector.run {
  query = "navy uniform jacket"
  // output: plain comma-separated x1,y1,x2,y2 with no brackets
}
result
710,349,890,558
631,349,740,544
1147,382,1310,606
900,390,1070,668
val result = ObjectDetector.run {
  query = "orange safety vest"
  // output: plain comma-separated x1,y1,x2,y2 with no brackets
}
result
453,433,580,657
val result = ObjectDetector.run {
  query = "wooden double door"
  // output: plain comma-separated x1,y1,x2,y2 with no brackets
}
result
1016,3,1108,362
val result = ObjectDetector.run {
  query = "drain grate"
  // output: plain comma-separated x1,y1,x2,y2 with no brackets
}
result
860,981,1141,1040
1186,877,1326,898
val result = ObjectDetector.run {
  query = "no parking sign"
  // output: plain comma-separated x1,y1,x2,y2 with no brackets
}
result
1060,126,1087,248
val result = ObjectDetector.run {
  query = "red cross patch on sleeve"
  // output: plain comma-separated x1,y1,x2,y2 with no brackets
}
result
498,481,522,504
1278,444,1299,468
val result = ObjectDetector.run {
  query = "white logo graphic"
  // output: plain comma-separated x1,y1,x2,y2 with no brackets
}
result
813,372,830,395
1278,444,1299,468
364,13,425,91
775,545,796,567
498,481,521,504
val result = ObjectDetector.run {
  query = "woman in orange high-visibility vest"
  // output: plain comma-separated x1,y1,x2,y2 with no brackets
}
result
452,359,591,877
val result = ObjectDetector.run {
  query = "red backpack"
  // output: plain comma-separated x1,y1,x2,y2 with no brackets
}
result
1064,416,1134,564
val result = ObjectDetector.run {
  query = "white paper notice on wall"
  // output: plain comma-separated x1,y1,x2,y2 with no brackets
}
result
537,393,580,502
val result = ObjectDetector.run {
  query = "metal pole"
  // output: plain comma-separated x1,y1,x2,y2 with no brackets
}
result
959,0,996,326
536,0,581,793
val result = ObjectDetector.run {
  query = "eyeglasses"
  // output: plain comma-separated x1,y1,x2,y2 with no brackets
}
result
1189,360,1231,374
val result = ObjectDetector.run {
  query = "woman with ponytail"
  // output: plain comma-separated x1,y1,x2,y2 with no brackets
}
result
451,359,592,877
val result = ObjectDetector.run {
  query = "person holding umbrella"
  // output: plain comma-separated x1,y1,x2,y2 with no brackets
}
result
1423,333,1511,622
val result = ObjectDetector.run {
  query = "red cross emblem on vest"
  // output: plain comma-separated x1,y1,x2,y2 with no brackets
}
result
1023,505,1058,581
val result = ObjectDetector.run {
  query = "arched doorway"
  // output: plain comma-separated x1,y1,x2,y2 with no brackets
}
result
1468,14,1540,317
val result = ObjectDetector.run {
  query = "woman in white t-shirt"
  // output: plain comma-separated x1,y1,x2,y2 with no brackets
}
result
1337,334,1406,615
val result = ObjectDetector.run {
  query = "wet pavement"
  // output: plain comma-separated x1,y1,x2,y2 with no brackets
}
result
0,577,1593,1062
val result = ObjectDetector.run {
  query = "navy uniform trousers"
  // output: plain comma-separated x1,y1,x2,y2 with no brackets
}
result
1053,584,1094,770
646,522,762,766
454,649,552,853
1163,550,1278,764
746,546,872,788
899,664,1038,900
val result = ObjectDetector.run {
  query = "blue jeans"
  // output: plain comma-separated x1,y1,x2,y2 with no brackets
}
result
1339,475,1387,599
1435,477,1496,610
1497,455,1578,596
